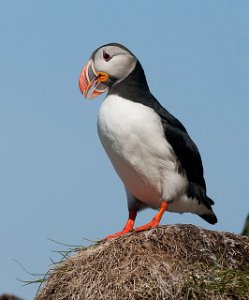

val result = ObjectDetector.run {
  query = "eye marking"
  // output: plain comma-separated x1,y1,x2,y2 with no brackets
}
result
103,51,112,62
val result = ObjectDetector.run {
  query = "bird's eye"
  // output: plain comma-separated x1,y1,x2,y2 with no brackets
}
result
103,52,112,62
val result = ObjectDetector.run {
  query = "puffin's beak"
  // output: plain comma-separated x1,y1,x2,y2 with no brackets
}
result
79,60,109,99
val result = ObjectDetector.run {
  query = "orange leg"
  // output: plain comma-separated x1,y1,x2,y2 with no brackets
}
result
104,210,137,239
135,200,168,232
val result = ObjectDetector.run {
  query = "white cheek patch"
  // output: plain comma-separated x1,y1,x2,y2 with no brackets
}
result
93,52,137,82
109,55,137,80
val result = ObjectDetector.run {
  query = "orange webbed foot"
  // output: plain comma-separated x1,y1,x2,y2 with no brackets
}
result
104,228,133,239
135,219,159,232
135,200,168,233
103,210,137,240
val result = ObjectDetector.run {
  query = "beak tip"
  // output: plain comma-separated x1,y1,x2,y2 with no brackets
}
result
78,79,85,96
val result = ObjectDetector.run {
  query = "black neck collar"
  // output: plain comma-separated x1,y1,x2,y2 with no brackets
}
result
108,61,150,100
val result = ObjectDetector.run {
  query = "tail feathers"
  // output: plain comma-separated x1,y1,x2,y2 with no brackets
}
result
199,210,218,225
188,184,217,224
199,195,217,224
206,196,215,206
187,183,215,208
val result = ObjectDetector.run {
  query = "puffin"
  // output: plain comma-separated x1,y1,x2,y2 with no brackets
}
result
79,43,217,239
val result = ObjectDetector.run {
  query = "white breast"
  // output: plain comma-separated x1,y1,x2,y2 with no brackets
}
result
97,95,186,208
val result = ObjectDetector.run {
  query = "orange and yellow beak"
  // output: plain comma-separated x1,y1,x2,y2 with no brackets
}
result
79,60,109,99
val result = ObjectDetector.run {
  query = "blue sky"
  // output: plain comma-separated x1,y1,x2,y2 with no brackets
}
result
1,1,249,299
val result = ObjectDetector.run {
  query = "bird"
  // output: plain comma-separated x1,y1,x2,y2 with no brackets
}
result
79,43,217,239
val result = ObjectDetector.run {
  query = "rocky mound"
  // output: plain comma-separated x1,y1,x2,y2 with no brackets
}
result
36,224,249,300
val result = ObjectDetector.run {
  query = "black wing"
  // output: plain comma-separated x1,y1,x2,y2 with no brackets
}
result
157,100,217,224
149,98,217,226
140,95,216,223
149,97,215,207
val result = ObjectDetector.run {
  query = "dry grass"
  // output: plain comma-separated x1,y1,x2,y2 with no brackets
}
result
36,224,249,300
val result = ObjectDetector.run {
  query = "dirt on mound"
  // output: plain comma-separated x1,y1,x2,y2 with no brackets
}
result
0,295,22,300
36,224,249,300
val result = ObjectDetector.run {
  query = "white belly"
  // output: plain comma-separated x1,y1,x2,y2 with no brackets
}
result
97,95,187,208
